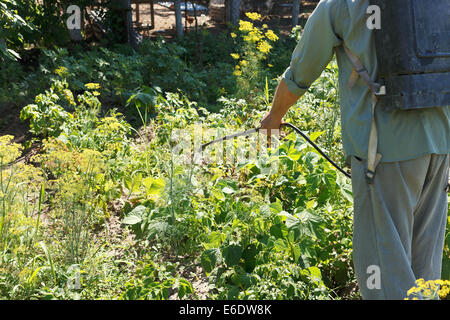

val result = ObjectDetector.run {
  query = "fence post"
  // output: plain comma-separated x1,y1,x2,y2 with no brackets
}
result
292,0,300,27
174,0,184,38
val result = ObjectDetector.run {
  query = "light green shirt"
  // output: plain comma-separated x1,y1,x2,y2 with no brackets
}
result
283,0,450,163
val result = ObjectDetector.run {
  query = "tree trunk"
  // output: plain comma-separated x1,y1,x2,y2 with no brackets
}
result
292,0,300,27
174,0,183,38
230,0,241,26
225,0,231,24
125,0,137,48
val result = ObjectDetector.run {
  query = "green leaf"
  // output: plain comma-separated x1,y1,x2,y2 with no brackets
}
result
222,187,235,194
146,220,170,238
122,215,142,225
177,278,193,299
273,239,288,252
122,205,146,225
339,183,354,203
203,231,224,249
307,266,322,282
284,132,297,142
242,244,259,273
201,248,221,273
222,244,243,267
309,131,325,142
269,201,283,214
124,173,142,194
287,145,301,161
142,177,166,195
211,187,225,201
270,223,288,239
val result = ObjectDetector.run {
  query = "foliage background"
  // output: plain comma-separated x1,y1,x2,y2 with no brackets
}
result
0,3,448,301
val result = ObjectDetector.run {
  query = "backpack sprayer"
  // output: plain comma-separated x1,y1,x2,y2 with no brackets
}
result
199,122,352,179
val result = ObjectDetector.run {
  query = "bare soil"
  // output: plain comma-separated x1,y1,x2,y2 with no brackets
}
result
134,1,315,39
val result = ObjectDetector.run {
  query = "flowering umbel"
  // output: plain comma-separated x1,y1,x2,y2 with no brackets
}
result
231,12,280,78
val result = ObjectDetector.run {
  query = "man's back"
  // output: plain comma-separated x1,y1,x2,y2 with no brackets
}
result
282,0,450,163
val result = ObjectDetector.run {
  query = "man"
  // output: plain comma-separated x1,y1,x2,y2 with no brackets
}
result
261,0,450,299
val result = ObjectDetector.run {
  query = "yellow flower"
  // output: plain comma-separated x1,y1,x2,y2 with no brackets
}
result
233,70,242,76
230,53,240,60
230,32,237,38
265,29,279,42
439,285,449,299
63,89,76,106
423,289,432,297
239,20,254,32
239,60,248,67
243,29,263,43
85,83,101,90
407,286,420,296
245,12,262,21
262,24,268,29
268,64,273,68
0,135,22,164
257,40,272,54
415,278,425,286
54,66,68,77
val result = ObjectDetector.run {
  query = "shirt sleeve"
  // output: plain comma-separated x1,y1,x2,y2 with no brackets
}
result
282,0,344,97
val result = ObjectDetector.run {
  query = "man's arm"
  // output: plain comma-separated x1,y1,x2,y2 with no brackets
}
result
260,0,343,131
260,78,300,131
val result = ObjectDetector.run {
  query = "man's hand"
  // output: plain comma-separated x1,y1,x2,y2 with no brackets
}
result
260,112,282,134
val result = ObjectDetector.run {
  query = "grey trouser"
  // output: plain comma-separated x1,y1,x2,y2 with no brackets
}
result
351,154,449,300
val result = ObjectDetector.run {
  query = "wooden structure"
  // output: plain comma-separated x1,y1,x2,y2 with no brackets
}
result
131,0,155,33
208,0,320,24
209,0,226,23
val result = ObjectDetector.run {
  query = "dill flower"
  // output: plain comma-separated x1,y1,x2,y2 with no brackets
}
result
233,69,242,76
406,279,450,300
239,20,254,32
265,29,279,41
54,66,68,77
243,29,263,43
63,89,76,106
257,40,272,54
85,83,101,90
245,12,262,21
0,135,22,164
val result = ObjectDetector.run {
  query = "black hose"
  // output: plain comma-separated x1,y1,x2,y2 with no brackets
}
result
280,123,351,179
200,122,351,179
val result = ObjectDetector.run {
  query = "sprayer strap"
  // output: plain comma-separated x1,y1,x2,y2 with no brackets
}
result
343,45,383,182
343,45,383,95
